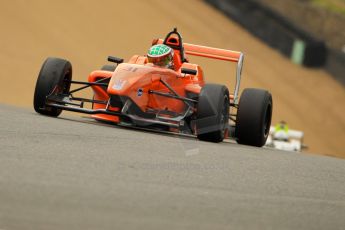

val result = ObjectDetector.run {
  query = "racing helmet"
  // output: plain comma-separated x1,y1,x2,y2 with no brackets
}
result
147,44,174,68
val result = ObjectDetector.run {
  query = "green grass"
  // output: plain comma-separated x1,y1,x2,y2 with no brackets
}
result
310,0,345,15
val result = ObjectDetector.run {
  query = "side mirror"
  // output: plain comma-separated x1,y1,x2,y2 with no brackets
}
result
108,56,124,64
181,68,197,75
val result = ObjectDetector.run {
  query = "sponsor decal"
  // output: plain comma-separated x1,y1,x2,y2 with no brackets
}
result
112,79,126,90
137,88,143,97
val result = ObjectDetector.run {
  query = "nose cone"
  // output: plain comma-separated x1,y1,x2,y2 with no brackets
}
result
107,63,152,96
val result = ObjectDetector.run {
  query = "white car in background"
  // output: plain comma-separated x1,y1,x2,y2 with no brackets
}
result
265,127,307,152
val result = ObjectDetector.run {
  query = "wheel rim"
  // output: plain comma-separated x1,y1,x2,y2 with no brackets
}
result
62,70,71,93
263,103,272,138
220,95,229,137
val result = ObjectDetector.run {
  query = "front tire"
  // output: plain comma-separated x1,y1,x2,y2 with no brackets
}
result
196,84,229,143
33,57,72,117
235,88,273,147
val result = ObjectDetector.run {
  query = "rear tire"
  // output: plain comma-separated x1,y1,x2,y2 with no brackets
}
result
235,88,273,147
33,57,72,117
196,84,229,143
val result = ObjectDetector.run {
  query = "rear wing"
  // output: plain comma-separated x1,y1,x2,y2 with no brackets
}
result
157,38,244,104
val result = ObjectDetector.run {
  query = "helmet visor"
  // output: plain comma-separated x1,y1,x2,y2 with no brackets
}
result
148,53,173,67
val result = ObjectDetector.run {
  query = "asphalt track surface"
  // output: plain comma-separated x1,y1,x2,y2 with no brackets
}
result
1,104,345,230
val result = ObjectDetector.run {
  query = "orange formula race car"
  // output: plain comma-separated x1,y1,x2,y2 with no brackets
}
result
33,28,272,147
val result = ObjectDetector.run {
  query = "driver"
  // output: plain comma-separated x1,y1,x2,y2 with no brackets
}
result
273,121,289,141
147,44,174,69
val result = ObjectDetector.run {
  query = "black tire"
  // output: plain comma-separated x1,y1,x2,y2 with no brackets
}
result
33,57,72,117
196,84,229,142
235,88,273,147
101,64,116,72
